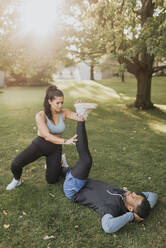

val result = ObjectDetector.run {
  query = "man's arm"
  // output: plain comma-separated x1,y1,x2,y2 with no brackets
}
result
101,192,158,234
101,212,134,234
142,192,158,208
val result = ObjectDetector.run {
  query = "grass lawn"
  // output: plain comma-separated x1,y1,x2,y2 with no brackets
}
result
0,77,166,248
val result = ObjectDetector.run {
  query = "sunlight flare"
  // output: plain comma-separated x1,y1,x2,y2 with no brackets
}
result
148,122,166,134
52,80,120,101
20,0,60,36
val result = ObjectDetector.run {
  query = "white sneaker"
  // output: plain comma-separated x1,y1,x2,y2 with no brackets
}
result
74,103,98,120
61,154,69,168
6,178,21,190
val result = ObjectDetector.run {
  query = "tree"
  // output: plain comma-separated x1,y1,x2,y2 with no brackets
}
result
0,0,73,85
63,2,106,80
69,26,105,80
66,0,166,109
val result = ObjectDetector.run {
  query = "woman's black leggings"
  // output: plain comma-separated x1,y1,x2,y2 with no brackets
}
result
71,121,92,180
11,136,62,184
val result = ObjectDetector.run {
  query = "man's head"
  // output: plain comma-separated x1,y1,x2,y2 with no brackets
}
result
124,192,151,220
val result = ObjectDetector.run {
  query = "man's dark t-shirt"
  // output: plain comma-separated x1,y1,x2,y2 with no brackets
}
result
72,179,129,217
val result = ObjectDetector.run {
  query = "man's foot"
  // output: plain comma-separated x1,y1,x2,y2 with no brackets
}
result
6,178,22,190
74,102,98,120
61,154,69,168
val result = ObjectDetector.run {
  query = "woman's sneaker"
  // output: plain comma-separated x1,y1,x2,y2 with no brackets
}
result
6,178,22,190
74,103,98,120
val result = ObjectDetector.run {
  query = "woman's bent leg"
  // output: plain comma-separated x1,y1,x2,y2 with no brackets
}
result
45,145,62,184
71,121,92,180
11,142,43,180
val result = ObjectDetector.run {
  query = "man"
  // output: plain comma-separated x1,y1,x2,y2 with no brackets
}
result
63,102,158,233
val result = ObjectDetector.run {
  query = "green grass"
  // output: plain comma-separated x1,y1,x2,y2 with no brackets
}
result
0,77,166,248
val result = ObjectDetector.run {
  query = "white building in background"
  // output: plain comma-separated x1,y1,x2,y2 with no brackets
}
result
0,71,6,87
54,62,102,80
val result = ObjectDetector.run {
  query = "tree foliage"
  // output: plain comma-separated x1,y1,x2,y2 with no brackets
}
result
63,1,106,79
65,0,166,109
0,0,73,84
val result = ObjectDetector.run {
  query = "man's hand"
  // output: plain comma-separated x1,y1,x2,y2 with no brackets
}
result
133,213,144,222
64,134,78,145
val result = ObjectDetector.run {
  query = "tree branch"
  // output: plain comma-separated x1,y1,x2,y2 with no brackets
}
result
141,0,155,24
119,0,125,13
118,56,139,76
153,65,166,73
68,50,106,56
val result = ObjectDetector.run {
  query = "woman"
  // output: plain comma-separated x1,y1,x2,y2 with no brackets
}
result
6,85,97,190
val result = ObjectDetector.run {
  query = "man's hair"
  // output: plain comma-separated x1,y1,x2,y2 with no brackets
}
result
135,193,151,219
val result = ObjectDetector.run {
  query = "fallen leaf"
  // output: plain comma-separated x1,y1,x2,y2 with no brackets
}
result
49,193,55,197
3,210,8,216
43,235,55,240
3,224,10,229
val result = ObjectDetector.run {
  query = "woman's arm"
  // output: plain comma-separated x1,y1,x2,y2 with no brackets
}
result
142,192,158,208
101,212,134,234
63,109,79,121
35,111,77,145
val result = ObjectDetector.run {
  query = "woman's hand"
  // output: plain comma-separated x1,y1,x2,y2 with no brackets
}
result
64,134,78,145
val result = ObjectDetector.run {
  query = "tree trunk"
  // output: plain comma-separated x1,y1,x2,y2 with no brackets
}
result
135,71,154,109
121,72,125,82
0,71,6,87
90,65,94,80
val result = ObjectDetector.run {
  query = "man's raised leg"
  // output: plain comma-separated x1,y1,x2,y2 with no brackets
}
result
63,102,97,200
71,121,92,180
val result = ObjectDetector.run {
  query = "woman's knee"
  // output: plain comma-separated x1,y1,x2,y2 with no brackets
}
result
46,176,59,184
45,171,61,184
11,157,21,172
